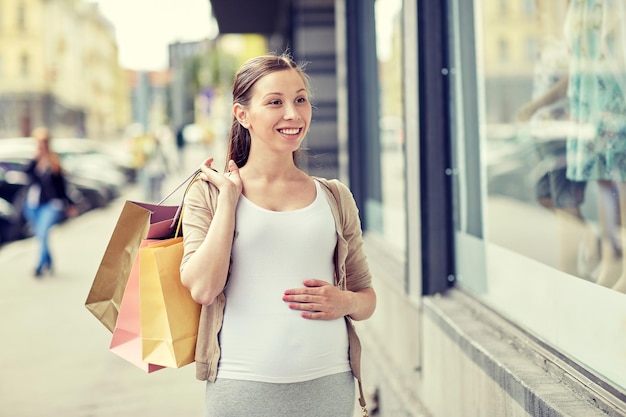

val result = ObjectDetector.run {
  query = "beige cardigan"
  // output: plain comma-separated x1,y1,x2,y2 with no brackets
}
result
180,176,372,407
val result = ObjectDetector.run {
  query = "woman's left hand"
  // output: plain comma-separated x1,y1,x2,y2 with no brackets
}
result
283,279,356,320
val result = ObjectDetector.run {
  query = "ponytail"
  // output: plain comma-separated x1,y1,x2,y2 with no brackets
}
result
226,118,251,169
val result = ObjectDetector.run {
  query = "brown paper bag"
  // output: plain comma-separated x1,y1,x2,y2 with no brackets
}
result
139,237,201,368
85,201,179,332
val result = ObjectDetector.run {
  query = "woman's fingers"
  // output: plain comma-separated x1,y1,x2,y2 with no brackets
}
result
226,160,240,178
198,159,243,198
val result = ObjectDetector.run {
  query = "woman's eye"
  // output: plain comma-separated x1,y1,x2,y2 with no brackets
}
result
296,97,308,104
269,100,282,105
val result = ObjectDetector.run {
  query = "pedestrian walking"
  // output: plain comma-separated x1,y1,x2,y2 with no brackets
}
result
180,52,376,417
22,127,77,277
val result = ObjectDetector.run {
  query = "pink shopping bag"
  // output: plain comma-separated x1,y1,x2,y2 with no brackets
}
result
109,240,165,373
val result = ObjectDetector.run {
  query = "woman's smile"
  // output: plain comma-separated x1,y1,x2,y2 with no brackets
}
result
278,127,303,138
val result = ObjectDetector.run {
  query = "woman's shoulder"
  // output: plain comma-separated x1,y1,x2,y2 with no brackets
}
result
185,177,219,208
314,177,352,197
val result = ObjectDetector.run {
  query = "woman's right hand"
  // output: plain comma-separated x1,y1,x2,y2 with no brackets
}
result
199,158,242,206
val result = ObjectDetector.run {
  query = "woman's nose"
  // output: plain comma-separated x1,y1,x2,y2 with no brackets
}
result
283,103,300,120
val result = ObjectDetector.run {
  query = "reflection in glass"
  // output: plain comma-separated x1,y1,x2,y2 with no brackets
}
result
483,0,626,294
374,0,406,252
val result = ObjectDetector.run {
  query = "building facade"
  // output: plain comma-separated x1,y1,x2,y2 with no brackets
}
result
209,0,626,416
0,0,129,138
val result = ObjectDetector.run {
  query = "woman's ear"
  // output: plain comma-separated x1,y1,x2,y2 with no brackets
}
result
233,104,249,128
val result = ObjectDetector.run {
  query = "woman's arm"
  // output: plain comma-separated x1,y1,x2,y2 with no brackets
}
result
181,159,242,305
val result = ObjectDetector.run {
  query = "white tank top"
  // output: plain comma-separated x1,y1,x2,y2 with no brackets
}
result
217,180,351,383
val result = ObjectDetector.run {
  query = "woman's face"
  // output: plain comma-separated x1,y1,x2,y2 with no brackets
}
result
237,69,312,155
36,137,51,154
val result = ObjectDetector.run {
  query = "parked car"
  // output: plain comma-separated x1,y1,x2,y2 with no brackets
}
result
0,196,24,245
0,137,129,244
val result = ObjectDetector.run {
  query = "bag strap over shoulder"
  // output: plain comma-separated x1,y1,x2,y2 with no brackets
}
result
157,168,202,205
154,168,203,236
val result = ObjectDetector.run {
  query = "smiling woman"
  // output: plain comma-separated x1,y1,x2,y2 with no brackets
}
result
88,0,215,70
179,52,376,417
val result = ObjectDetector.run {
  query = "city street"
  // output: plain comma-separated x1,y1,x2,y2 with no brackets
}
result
0,142,365,417
0,146,212,417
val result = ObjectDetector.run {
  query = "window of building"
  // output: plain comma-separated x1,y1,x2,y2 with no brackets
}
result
523,0,536,18
452,0,626,391
372,0,406,253
17,2,25,31
525,36,538,62
499,0,508,17
497,37,509,62
20,53,28,77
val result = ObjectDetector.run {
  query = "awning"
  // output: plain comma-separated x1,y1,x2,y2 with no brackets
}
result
209,0,288,35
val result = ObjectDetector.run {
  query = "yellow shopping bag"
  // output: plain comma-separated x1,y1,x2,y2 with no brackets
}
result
139,237,201,368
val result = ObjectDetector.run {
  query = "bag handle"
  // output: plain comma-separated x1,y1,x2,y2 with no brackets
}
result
157,168,202,206
173,169,205,237
152,168,203,236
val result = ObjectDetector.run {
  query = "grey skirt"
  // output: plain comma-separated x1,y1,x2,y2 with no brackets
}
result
204,371,355,417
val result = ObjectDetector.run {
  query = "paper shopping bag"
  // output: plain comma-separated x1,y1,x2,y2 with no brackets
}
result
85,201,180,332
109,239,165,373
139,237,201,368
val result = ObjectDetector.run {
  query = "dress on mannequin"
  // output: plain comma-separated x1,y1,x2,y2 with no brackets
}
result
564,0,626,292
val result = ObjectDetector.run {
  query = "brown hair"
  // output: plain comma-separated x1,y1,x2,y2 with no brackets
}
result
226,52,311,169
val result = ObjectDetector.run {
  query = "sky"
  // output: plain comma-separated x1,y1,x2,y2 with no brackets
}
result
89,0,215,71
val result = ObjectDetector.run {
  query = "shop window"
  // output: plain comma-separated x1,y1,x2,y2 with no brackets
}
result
372,0,406,253
452,0,626,391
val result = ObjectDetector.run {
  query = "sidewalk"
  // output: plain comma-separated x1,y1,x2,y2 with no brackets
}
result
0,141,366,417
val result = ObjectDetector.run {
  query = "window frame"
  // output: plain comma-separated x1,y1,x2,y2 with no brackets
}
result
416,0,455,295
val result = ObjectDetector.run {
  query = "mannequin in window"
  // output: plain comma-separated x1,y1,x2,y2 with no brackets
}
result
516,0,599,278
564,0,626,293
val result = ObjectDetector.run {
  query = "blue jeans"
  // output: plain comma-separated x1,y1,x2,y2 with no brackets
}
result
23,200,64,271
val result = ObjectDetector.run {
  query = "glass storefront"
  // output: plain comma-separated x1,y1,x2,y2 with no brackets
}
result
373,0,406,253
453,0,626,389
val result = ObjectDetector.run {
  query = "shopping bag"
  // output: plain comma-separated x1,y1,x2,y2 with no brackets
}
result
85,201,179,332
139,237,201,368
85,169,201,333
109,240,165,373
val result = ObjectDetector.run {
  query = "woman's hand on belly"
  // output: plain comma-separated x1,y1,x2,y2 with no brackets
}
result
282,279,356,320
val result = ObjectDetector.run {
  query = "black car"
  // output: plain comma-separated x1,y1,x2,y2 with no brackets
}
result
0,196,25,245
